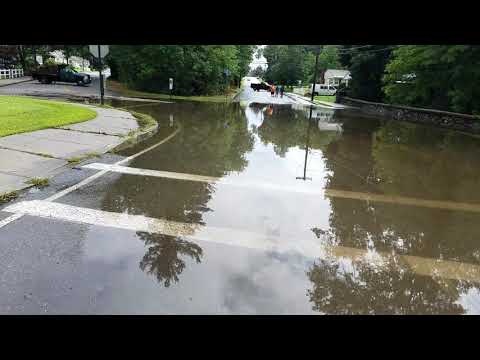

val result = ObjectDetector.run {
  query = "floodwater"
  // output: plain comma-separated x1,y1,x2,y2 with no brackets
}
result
3,99,480,314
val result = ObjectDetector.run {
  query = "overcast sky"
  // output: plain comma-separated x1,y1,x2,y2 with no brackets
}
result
249,45,268,70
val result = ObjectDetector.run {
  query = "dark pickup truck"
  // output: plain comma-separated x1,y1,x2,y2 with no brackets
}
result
31,64,92,86
251,82,271,92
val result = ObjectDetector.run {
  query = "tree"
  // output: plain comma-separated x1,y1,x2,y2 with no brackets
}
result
307,255,467,314
306,45,341,83
0,45,19,68
249,65,265,78
138,232,202,287
263,45,340,85
235,45,256,85
383,45,480,114
339,45,395,101
264,45,312,85
107,45,254,96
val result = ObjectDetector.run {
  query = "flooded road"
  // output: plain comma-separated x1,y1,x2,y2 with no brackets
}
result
2,98,480,314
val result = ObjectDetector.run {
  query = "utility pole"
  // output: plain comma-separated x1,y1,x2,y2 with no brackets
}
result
296,106,314,181
311,46,320,103
98,45,104,105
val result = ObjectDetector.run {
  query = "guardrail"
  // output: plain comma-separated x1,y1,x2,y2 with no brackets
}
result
0,68,24,79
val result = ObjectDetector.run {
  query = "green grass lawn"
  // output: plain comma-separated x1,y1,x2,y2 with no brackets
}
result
107,80,239,103
314,95,336,103
0,96,97,137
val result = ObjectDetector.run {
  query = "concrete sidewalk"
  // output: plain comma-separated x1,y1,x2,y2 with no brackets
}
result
0,104,140,195
0,77,33,87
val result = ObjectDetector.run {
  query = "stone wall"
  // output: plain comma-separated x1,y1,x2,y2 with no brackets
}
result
337,96,480,134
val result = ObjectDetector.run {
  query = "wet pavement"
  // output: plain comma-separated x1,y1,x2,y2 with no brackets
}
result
2,96,480,314
235,77,295,104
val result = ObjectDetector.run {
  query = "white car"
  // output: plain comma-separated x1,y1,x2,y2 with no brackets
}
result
309,84,337,96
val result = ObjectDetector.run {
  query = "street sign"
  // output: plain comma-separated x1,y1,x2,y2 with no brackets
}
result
89,45,109,58
89,45,109,105
169,78,174,90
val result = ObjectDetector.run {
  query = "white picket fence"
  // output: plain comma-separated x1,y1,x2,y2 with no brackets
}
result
0,68,24,79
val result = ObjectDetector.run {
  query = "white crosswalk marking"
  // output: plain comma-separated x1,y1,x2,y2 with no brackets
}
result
83,162,480,213
4,199,480,284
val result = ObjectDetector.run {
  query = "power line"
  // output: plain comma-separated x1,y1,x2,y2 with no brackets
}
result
337,45,399,54
336,45,375,52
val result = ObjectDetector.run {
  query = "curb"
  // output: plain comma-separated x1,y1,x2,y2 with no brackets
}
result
0,78,34,88
110,121,159,153
0,105,157,199
0,78,34,87
2,93,170,104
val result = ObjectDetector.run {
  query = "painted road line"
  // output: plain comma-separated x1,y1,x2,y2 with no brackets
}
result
82,163,480,213
0,213,25,229
4,200,480,284
0,123,181,230
116,126,181,165
324,189,480,213
84,163,219,183
45,169,109,202
0,170,110,230
82,163,326,195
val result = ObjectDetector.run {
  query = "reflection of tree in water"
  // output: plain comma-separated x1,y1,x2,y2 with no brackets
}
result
138,232,203,288
132,102,255,177
310,113,480,313
252,104,340,157
372,120,480,203
101,102,255,286
307,255,467,315
322,114,480,263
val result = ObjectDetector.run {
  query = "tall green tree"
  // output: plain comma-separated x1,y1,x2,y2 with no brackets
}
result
264,45,311,85
235,45,256,85
339,45,395,101
107,45,250,96
249,65,265,78
383,45,480,114
263,45,340,85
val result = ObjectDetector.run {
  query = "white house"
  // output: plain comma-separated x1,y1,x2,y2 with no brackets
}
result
324,69,351,87
49,50,90,70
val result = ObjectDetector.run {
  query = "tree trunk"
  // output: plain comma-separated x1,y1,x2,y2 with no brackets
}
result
33,46,38,70
17,45,26,70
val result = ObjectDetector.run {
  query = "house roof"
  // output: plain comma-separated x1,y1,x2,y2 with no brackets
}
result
325,69,351,79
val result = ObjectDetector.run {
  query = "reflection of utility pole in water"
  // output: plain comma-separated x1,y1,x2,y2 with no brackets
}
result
296,105,314,181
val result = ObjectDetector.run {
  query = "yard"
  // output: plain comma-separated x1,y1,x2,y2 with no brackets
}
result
0,96,96,137
107,80,240,103
314,95,336,103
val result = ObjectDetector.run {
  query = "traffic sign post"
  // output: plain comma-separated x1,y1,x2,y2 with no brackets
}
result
89,45,109,105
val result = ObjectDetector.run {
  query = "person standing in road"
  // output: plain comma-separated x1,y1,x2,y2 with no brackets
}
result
271,84,276,97
280,85,284,98
275,85,280,97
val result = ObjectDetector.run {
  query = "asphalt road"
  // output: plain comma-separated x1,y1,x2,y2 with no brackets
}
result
1,78,478,315
0,72,116,98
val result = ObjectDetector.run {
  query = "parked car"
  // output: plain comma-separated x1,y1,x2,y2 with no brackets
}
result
31,64,92,86
309,84,337,96
251,82,271,92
